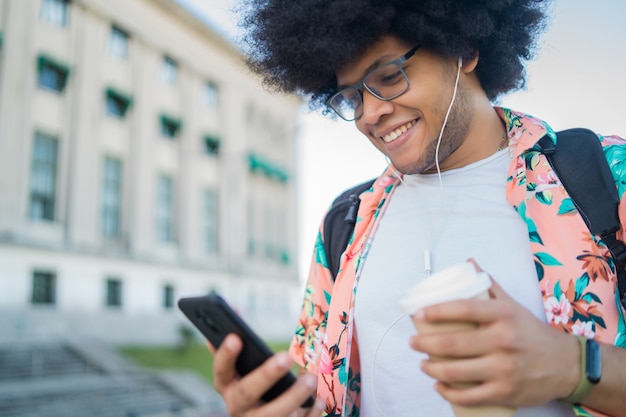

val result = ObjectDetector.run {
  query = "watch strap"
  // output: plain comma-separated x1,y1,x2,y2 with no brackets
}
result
561,336,597,404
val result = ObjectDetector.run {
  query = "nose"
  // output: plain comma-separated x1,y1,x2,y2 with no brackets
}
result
358,89,394,125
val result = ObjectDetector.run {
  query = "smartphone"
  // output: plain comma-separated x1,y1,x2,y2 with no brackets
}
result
177,293,315,407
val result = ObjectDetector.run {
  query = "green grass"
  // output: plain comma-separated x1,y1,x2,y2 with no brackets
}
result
119,341,291,383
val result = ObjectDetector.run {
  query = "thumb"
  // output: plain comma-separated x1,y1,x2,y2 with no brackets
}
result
466,258,512,301
487,276,514,300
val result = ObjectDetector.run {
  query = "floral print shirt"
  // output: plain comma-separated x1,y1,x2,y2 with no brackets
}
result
289,108,626,417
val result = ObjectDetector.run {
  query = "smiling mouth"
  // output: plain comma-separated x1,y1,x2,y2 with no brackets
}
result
381,120,417,143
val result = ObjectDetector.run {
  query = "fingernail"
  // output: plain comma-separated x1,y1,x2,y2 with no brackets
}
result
224,335,237,350
412,309,425,321
275,351,291,368
303,373,317,388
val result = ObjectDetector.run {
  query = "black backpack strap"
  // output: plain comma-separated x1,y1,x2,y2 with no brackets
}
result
323,178,376,280
538,128,626,305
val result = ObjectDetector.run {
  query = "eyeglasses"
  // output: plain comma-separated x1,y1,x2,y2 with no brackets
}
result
327,46,420,121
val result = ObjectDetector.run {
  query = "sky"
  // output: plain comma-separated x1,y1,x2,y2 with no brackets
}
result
177,0,626,281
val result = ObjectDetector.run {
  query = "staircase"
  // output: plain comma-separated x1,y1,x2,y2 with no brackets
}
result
0,338,228,417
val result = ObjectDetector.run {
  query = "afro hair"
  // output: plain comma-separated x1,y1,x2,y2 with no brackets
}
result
237,0,553,110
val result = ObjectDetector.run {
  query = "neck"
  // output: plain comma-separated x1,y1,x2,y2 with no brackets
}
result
439,101,507,171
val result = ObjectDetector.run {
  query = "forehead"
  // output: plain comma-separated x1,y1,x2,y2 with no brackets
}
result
335,36,413,87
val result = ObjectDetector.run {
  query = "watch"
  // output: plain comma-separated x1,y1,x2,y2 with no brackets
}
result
561,335,602,404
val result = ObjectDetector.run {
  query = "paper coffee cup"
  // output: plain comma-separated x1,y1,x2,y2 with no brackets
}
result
400,262,516,417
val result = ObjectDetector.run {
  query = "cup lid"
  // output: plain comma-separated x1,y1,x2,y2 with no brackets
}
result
399,262,492,314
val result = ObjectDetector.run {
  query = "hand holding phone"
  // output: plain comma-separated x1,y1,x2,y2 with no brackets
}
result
178,293,315,407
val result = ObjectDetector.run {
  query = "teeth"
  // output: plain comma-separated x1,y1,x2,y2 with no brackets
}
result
382,120,416,143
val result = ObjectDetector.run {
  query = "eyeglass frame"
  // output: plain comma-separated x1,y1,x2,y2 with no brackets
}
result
327,45,421,121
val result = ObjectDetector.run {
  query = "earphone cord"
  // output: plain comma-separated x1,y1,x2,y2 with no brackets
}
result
385,57,462,276
371,313,408,417
374,58,462,416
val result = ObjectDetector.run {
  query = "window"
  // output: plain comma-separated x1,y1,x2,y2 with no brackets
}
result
277,209,290,264
247,203,256,256
160,114,181,139
32,271,56,305
105,278,122,307
263,205,273,259
163,284,174,309
161,56,177,85
105,88,132,118
40,0,69,27
204,81,218,107
203,135,220,155
29,132,59,221
101,156,122,237
37,55,70,93
156,175,175,242
107,25,128,59
203,189,219,253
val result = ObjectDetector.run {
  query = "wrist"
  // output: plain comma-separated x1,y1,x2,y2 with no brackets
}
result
559,334,582,399
560,335,602,405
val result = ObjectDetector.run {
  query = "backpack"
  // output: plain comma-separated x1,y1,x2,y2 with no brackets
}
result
322,128,626,307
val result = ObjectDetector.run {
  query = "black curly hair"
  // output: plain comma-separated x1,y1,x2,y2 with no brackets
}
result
237,0,553,110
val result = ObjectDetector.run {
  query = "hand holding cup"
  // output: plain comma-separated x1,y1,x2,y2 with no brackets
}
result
399,262,517,417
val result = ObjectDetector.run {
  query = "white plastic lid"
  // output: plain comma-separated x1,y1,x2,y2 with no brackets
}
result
399,262,492,314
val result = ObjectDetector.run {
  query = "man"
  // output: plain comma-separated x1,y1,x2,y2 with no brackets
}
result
212,1,626,416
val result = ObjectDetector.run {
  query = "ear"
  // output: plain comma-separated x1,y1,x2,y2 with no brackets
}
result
461,51,479,73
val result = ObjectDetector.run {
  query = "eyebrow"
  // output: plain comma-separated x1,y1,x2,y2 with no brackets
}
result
336,53,399,90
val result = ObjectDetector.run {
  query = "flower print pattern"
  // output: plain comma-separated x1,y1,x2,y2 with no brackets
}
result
577,234,613,283
572,320,595,338
545,294,571,325
290,108,626,417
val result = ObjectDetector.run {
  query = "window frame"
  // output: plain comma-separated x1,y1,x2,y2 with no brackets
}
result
37,55,70,93
163,284,174,309
29,132,59,222
40,0,70,28
107,25,129,59
203,189,219,253
105,87,133,118
156,175,175,243
204,81,219,107
105,277,123,308
160,55,177,85
203,134,220,155
159,114,182,139
101,156,123,238
31,270,57,305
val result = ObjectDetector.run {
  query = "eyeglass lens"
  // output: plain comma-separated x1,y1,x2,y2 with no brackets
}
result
330,63,409,121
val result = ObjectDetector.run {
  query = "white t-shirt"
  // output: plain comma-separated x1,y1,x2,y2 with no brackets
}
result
354,149,575,417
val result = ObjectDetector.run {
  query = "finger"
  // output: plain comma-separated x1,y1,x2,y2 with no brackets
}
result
253,372,321,416
223,351,301,414
465,258,513,302
207,341,216,354
212,333,242,393
420,354,507,385
486,277,514,301
307,399,327,417
466,257,483,272
419,297,504,325
410,326,495,358
434,376,518,407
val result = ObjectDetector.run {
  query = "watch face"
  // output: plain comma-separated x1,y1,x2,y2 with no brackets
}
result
586,339,602,384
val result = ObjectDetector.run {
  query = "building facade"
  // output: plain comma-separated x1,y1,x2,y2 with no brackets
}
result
0,0,303,344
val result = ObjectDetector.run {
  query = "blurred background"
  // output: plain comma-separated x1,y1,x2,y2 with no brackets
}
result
0,0,624,416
